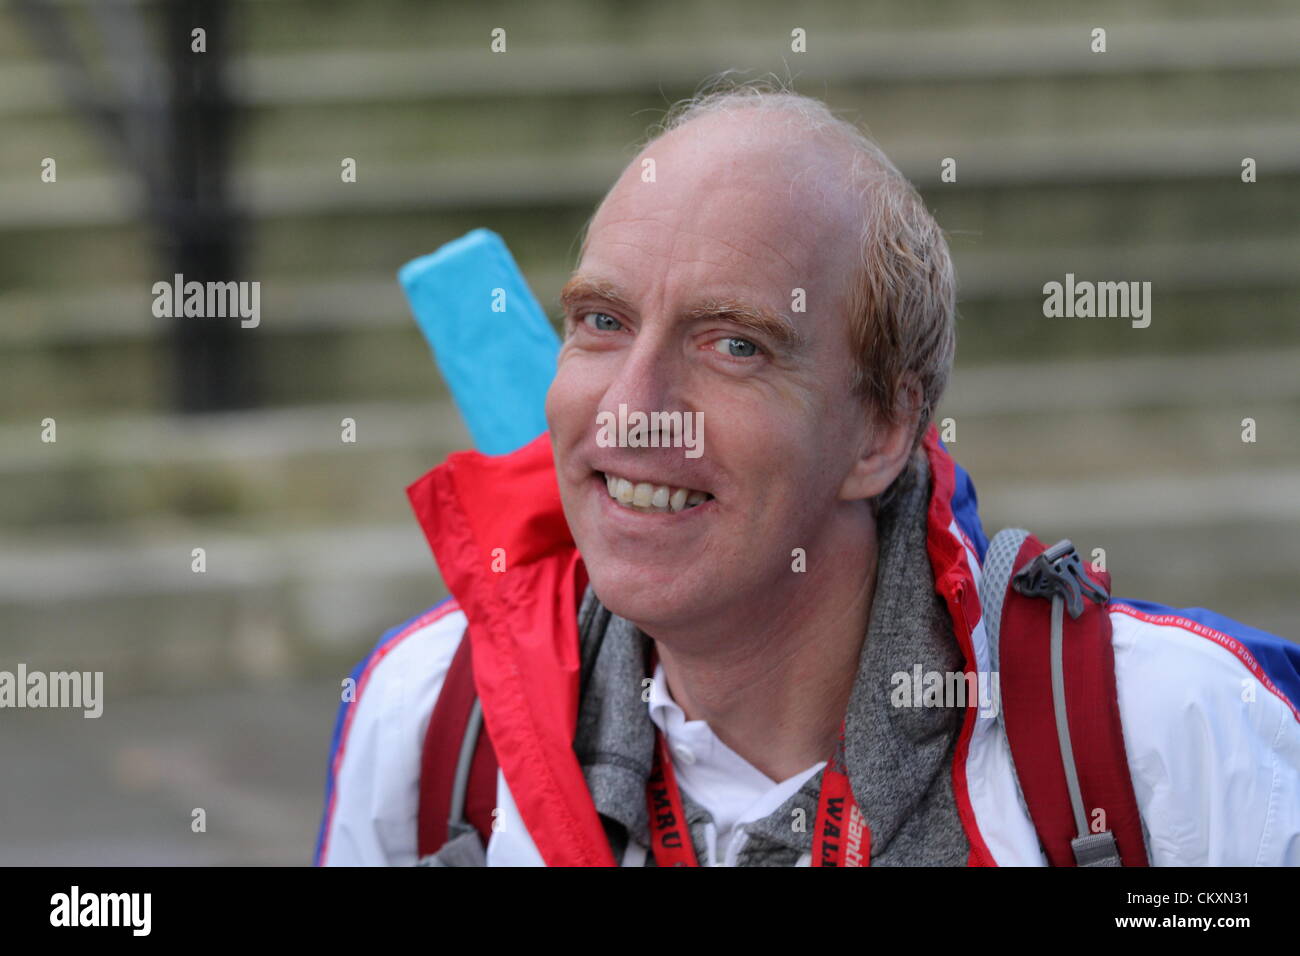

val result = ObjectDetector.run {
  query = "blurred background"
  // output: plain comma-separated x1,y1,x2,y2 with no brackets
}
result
0,0,1296,863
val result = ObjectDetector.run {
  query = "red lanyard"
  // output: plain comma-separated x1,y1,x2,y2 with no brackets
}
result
645,723,871,867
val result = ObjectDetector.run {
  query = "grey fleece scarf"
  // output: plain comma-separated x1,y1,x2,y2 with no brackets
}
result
572,449,972,866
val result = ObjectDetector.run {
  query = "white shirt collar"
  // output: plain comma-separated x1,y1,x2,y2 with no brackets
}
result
646,660,825,862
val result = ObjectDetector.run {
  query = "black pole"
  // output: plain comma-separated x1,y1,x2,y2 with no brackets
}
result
161,0,256,412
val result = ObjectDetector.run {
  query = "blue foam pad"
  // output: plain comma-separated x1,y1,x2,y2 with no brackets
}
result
398,229,560,455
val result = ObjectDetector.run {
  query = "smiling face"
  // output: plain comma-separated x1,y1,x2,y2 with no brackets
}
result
545,109,901,635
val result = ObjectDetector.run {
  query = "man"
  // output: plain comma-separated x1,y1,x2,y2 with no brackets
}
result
316,84,1300,866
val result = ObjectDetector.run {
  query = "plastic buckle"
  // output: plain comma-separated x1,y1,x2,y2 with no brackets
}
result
1012,539,1109,619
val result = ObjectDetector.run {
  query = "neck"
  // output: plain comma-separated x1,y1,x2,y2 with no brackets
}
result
649,506,879,782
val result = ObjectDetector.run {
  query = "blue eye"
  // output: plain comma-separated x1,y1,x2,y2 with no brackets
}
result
714,336,759,358
582,312,621,332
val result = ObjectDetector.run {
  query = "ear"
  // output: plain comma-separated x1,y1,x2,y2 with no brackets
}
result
837,374,923,502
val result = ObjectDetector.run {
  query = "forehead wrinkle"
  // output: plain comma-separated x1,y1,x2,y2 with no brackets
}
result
669,223,802,278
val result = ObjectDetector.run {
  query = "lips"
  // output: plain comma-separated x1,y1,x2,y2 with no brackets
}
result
599,470,713,514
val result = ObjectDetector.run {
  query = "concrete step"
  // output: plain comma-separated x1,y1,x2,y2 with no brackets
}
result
0,399,468,527
3,12,1297,114
0,518,450,695
4,121,1297,231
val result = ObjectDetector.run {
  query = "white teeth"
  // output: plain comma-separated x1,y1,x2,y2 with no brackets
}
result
601,472,712,514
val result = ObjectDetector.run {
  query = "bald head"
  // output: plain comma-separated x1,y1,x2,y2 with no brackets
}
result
585,100,869,274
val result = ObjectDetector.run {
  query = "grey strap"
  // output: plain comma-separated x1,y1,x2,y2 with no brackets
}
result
977,528,1031,679
447,697,485,840
417,696,490,867
1049,593,1090,841
1071,831,1122,867
417,829,487,867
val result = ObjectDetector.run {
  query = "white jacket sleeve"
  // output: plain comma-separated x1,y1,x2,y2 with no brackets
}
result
316,603,467,866
1112,606,1300,865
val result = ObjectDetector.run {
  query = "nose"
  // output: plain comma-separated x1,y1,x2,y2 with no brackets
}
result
597,323,684,441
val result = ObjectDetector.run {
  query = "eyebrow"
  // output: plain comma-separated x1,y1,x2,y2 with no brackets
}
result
559,274,805,351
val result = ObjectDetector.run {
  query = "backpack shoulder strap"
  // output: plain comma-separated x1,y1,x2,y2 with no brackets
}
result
416,628,499,865
979,529,1149,867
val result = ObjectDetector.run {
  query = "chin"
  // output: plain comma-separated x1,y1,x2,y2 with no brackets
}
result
583,555,705,632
